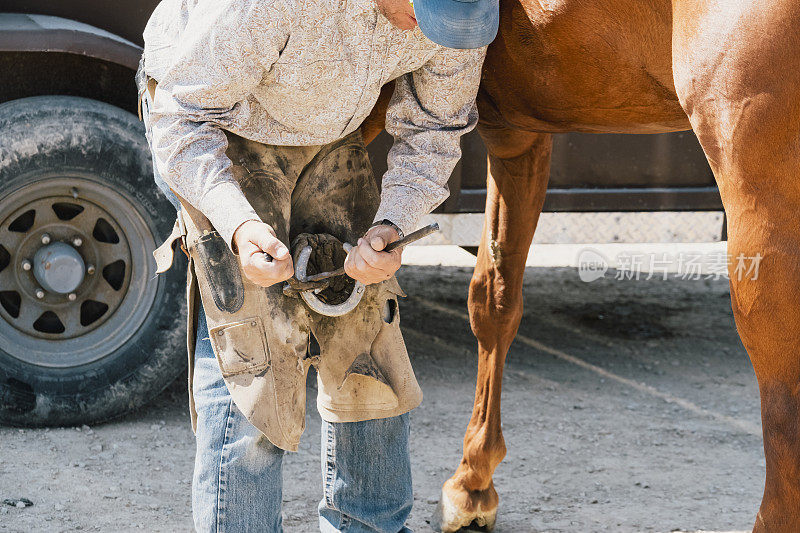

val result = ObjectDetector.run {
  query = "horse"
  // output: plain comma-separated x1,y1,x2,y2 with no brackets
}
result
362,0,800,530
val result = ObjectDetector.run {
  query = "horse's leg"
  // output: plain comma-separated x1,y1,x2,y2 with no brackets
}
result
360,82,395,146
673,2,800,530
436,126,552,532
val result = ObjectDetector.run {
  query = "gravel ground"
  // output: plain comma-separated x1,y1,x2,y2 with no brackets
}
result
0,264,763,533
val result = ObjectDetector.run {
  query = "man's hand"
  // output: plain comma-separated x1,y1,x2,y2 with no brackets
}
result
344,224,402,285
232,220,293,287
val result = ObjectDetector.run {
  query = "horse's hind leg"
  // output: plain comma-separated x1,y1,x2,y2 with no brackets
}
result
673,2,800,530
435,125,551,532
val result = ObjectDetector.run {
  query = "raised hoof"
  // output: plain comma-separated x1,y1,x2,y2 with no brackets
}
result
431,487,498,533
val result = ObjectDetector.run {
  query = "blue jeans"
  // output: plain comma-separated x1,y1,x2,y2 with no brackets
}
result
141,85,414,532
192,310,414,533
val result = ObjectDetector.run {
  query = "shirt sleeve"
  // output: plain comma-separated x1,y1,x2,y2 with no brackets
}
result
375,46,486,236
147,0,291,251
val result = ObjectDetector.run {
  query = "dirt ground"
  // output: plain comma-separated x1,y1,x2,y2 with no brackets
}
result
0,263,764,533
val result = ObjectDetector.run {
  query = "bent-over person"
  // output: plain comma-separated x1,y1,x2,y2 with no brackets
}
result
138,0,497,530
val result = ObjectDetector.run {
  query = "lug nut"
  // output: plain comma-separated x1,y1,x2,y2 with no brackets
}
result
86,264,96,275
72,237,83,247
41,233,51,245
35,289,45,299
68,293,77,301
21,260,31,271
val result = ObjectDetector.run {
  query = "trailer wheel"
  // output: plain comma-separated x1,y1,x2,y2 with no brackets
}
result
0,96,185,426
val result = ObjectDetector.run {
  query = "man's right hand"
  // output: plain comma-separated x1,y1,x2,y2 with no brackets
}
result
232,220,294,287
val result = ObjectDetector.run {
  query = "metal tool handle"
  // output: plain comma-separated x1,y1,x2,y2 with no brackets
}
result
383,222,439,252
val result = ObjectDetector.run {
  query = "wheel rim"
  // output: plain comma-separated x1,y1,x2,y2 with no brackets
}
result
0,176,159,367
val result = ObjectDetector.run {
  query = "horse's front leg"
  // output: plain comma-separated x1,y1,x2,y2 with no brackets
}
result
436,126,552,532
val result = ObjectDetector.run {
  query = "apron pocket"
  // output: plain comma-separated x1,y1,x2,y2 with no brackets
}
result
196,231,245,313
209,317,271,377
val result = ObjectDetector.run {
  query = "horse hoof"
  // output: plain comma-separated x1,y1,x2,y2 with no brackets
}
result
432,487,498,532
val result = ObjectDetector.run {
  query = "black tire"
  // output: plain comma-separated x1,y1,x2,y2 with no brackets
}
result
0,96,186,426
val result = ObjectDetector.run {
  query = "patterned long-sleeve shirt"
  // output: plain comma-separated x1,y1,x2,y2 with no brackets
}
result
143,0,486,249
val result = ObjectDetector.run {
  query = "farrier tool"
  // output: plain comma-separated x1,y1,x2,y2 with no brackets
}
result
302,222,440,284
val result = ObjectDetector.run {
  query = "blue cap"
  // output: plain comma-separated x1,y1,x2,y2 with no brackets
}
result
414,0,499,49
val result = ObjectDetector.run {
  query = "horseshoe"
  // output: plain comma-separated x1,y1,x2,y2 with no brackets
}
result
294,243,365,317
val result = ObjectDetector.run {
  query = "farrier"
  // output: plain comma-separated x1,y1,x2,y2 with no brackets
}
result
138,0,497,530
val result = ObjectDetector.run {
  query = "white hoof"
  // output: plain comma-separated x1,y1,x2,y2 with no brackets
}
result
432,487,498,532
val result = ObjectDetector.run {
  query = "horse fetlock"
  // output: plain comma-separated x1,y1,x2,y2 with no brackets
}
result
462,431,507,473
760,381,800,494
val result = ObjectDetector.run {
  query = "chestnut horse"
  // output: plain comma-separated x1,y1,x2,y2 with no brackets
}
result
362,0,800,531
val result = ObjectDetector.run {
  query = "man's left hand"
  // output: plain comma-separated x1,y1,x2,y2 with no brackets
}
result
344,224,402,284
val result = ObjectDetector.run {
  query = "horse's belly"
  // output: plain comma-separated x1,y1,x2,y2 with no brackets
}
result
482,0,691,133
